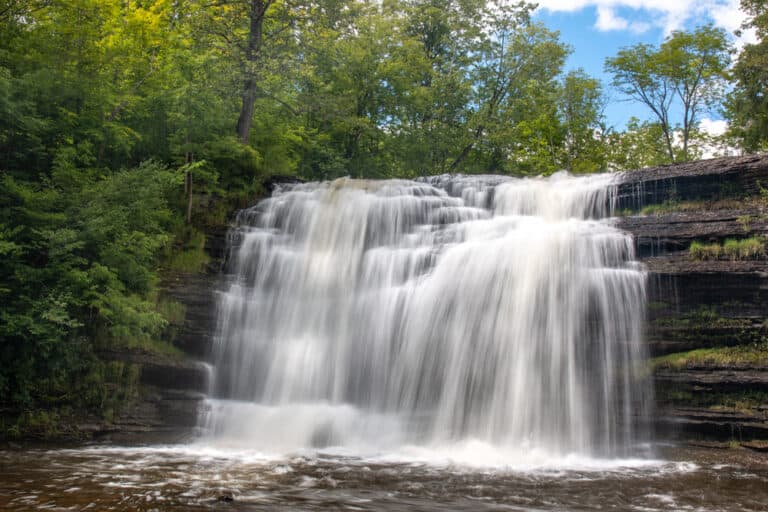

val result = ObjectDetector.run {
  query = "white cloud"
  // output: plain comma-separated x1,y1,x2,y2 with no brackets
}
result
535,0,753,43
697,118,741,158
595,6,651,33
699,118,728,137
595,6,628,31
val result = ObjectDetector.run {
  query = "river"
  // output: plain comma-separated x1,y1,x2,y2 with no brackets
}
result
1,443,767,510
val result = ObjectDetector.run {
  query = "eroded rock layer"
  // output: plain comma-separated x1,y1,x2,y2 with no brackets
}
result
617,153,768,444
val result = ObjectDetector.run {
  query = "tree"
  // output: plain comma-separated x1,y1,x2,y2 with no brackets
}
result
605,25,732,162
191,0,305,144
450,2,569,174
605,118,680,170
726,0,768,151
559,69,607,173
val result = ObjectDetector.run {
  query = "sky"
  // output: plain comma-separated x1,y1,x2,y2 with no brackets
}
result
532,0,753,134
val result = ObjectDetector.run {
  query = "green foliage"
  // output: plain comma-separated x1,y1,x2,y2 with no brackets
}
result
606,25,732,163
559,69,608,173
605,118,674,170
162,228,210,273
0,162,180,416
726,0,768,151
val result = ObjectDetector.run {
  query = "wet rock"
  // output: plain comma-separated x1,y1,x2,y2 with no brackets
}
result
616,154,768,210
655,407,768,441
160,271,220,359
741,441,768,452
618,208,768,257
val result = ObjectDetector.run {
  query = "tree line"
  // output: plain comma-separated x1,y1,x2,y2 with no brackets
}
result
0,0,766,434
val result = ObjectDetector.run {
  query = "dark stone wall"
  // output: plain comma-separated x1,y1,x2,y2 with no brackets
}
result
617,153,768,443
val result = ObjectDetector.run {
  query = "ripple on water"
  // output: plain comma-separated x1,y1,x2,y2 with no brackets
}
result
0,444,767,511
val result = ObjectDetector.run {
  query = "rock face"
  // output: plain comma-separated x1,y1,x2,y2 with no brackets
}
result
616,154,768,210
100,229,227,444
616,153,768,443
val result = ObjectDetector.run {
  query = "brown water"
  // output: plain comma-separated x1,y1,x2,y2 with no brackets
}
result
0,444,766,511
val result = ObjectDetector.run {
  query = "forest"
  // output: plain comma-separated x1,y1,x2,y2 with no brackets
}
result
0,0,767,435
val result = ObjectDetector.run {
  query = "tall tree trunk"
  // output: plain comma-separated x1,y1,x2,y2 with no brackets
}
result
185,152,194,224
662,125,676,163
236,0,268,143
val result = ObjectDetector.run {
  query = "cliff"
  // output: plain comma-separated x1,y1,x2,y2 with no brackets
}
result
87,227,229,443
615,154,768,445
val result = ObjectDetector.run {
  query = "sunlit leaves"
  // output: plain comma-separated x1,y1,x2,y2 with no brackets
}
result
606,25,732,162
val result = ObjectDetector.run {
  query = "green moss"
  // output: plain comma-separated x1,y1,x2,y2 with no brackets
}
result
656,387,768,415
640,200,705,215
653,344,768,370
627,195,768,217
652,306,751,329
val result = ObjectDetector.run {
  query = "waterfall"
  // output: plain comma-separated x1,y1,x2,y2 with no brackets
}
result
203,172,650,459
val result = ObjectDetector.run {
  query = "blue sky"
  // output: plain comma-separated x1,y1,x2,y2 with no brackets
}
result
531,0,751,134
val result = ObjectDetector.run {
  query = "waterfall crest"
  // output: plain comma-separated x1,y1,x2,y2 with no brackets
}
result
205,172,650,458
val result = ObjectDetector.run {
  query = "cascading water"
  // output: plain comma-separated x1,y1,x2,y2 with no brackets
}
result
203,172,651,461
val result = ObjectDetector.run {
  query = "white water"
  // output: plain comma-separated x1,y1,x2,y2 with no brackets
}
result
203,172,650,462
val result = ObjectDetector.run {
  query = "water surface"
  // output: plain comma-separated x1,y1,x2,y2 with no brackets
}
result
1,444,766,511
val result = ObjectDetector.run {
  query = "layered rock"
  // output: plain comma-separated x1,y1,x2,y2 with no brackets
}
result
616,153,768,444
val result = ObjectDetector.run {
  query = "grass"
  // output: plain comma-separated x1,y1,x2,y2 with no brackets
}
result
620,196,768,217
163,229,210,273
689,240,723,260
724,237,766,259
653,344,768,370
690,237,766,261
639,200,709,216
737,215,752,232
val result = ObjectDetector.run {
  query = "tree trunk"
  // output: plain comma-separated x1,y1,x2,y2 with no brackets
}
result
236,0,267,143
662,125,676,163
185,169,193,224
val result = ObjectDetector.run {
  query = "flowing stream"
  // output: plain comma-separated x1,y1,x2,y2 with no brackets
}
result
204,173,651,460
